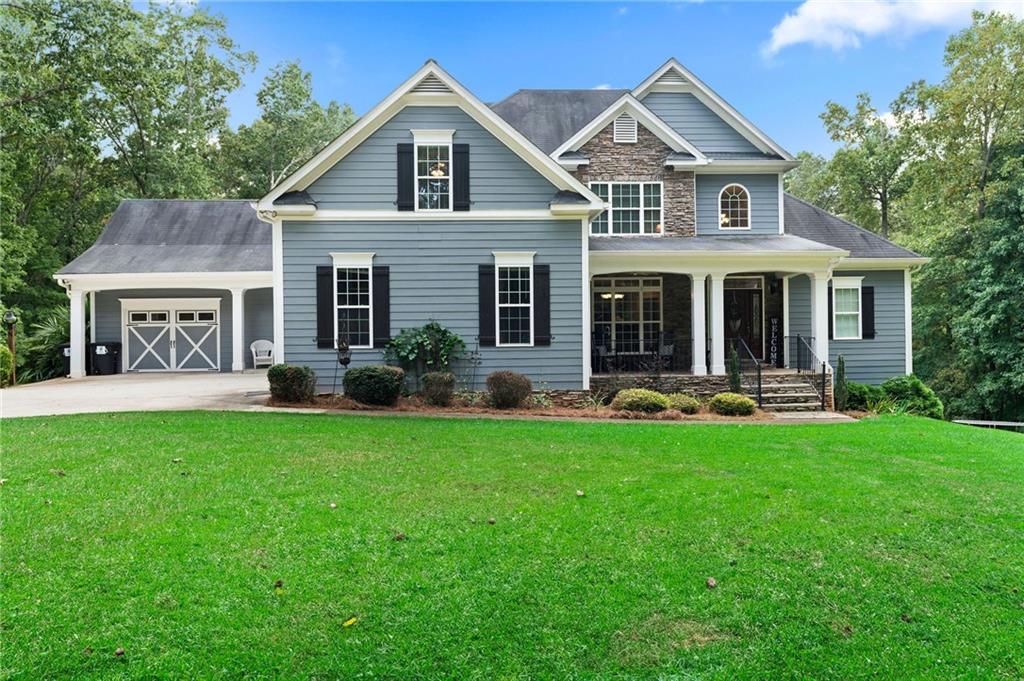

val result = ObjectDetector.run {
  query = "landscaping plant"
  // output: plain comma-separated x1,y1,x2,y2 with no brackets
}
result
421,371,455,407
486,371,532,409
267,364,317,403
728,344,742,393
343,365,405,406
666,392,700,414
834,354,848,411
384,321,466,385
708,392,756,416
846,381,884,410
0,344,13,387
610,388,671,413
881,374,944,419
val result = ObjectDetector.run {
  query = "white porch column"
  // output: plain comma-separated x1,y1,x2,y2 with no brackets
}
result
690,272,708,375
782,275,791,368
709,274,726,375
810,271,830,365
231,288,245,372
69,288,86,378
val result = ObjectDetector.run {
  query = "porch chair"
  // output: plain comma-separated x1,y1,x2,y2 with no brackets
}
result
249,339,274,369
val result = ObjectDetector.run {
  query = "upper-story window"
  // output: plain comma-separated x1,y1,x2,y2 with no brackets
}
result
719,184,750,229
590,182,663,235
412,130,454,211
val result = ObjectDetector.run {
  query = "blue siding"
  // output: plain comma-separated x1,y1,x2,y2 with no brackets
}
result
695,174,780,235
94,287,275,371
788,270,908,384
281,219,584,391
306,106,559,210
641,92,761,154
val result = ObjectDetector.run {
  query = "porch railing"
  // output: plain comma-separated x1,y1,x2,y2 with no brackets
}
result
728,337,763,407
591,331,690,375
790,334,828,410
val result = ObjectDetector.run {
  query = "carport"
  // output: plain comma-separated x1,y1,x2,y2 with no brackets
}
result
54,200,274,377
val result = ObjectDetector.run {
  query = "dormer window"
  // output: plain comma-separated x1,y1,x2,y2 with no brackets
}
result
412,130,454,211
613,114,638,144
719,184,750,229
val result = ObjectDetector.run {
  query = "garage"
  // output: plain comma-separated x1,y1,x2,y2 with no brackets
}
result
122,298,221,372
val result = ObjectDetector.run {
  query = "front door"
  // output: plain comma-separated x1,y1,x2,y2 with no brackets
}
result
723,285,763,360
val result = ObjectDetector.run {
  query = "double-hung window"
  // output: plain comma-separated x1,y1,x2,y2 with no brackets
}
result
413,130,453,211
832,277,863,340
494,252,535,347
589,182,663,235
331,253,375,348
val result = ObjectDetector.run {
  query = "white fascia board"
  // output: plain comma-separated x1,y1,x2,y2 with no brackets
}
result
551,94,707,161
632,59,795,161
52,271,273,291
835,257,930,270
275,209,587,222
259,61,602,210
269,204,316,216
589,250,848,276
693,160,800,174
557,158,589,170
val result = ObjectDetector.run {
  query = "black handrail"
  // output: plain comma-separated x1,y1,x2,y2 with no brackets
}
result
794,334,828,410
728,337,763,408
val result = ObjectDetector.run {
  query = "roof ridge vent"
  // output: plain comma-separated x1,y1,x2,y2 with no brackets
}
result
411,73,452,94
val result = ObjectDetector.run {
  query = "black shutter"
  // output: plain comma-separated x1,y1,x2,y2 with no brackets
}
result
372,266,391,347
478,264,495,347
453,143,470,211
534,264,551,346
396,143,414,211
316,265,334,348
827,286,833,341
862,286,876,339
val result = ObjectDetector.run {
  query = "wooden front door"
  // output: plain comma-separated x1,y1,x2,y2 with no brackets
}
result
723,288,763,360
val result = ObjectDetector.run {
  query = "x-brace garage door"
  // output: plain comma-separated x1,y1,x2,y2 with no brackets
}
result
121,298,221,372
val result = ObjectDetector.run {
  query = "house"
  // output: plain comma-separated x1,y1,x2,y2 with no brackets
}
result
55,59,926,404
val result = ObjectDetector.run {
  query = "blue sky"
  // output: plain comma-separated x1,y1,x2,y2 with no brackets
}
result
202,1,1007,156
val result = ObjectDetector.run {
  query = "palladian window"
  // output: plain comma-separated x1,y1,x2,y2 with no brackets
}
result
718,184,750,229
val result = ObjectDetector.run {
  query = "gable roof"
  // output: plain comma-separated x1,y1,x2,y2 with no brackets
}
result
58,200,271,274
784,194,923,260
258,60,603,212
632,59,795,161
550,94,707,164
489,89,629,154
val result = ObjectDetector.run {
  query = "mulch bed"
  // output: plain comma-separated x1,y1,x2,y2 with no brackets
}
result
267,394,774,422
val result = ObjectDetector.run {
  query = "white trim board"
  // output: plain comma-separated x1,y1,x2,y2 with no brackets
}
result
54,271,273,292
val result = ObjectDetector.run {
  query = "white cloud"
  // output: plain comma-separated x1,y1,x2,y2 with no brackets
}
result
616,6,629,15
593,83,613,90
763,0,1023,57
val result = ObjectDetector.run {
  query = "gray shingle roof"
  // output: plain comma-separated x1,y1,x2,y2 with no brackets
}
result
490,89,630,154
784,194,922,259
58,200,271,274
589,234,845,253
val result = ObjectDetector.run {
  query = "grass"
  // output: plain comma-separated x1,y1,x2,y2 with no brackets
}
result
2,412,1022,679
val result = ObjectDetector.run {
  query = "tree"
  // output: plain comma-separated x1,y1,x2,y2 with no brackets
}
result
218,61,356,197
784,151,840,213
820,92,918,238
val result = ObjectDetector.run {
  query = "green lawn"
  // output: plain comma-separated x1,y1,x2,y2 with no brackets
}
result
3,413,1022,679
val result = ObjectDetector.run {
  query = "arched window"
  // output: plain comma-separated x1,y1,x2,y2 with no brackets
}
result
719,184,750,229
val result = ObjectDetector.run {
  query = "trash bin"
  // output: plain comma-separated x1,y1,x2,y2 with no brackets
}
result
58,342,72,376
90,342,121,375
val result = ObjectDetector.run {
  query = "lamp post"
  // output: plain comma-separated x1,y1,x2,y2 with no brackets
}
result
4,310,17,385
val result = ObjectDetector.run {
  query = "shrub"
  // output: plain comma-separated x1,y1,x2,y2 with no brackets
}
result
610,388,671,413
708,392,756,416
486,371,533,409
0,344,13,387
384,321,466,380
421,371,455,406
846,381,884,410
343,365,405,406
267,364,317,403
834,355,848,411
666,392,700,414
881,375,944,419
728,345,742,393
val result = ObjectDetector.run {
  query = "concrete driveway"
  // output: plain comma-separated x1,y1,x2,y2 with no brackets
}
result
2,371,270,418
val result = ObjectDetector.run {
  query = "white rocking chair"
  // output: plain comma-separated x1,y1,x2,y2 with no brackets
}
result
249,339,274,369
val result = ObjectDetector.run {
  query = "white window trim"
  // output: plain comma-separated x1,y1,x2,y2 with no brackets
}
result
412,130,454,213
718,183,752,231
589,181,664,236
591,277,664,354
330,252,375,349
493,251,535,347
831,276,864,341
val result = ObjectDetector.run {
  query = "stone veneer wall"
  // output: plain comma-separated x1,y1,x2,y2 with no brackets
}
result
572,123,695,236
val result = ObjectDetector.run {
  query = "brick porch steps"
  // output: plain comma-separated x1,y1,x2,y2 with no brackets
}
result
743,374,825,412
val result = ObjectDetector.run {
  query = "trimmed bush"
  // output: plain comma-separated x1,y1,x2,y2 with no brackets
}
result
343,365,405,406
0,344,13,387
486,371,533,409
708,392,756,416
881,375,944,419
267,364,317,403
666,392,700,414
846,381,884,411
834,355,849,411
611,388,671,413
421,371,455,407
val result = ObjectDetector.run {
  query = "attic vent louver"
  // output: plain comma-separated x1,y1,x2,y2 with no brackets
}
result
411,74,451,94
613,114,638,143
655,69,688,86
